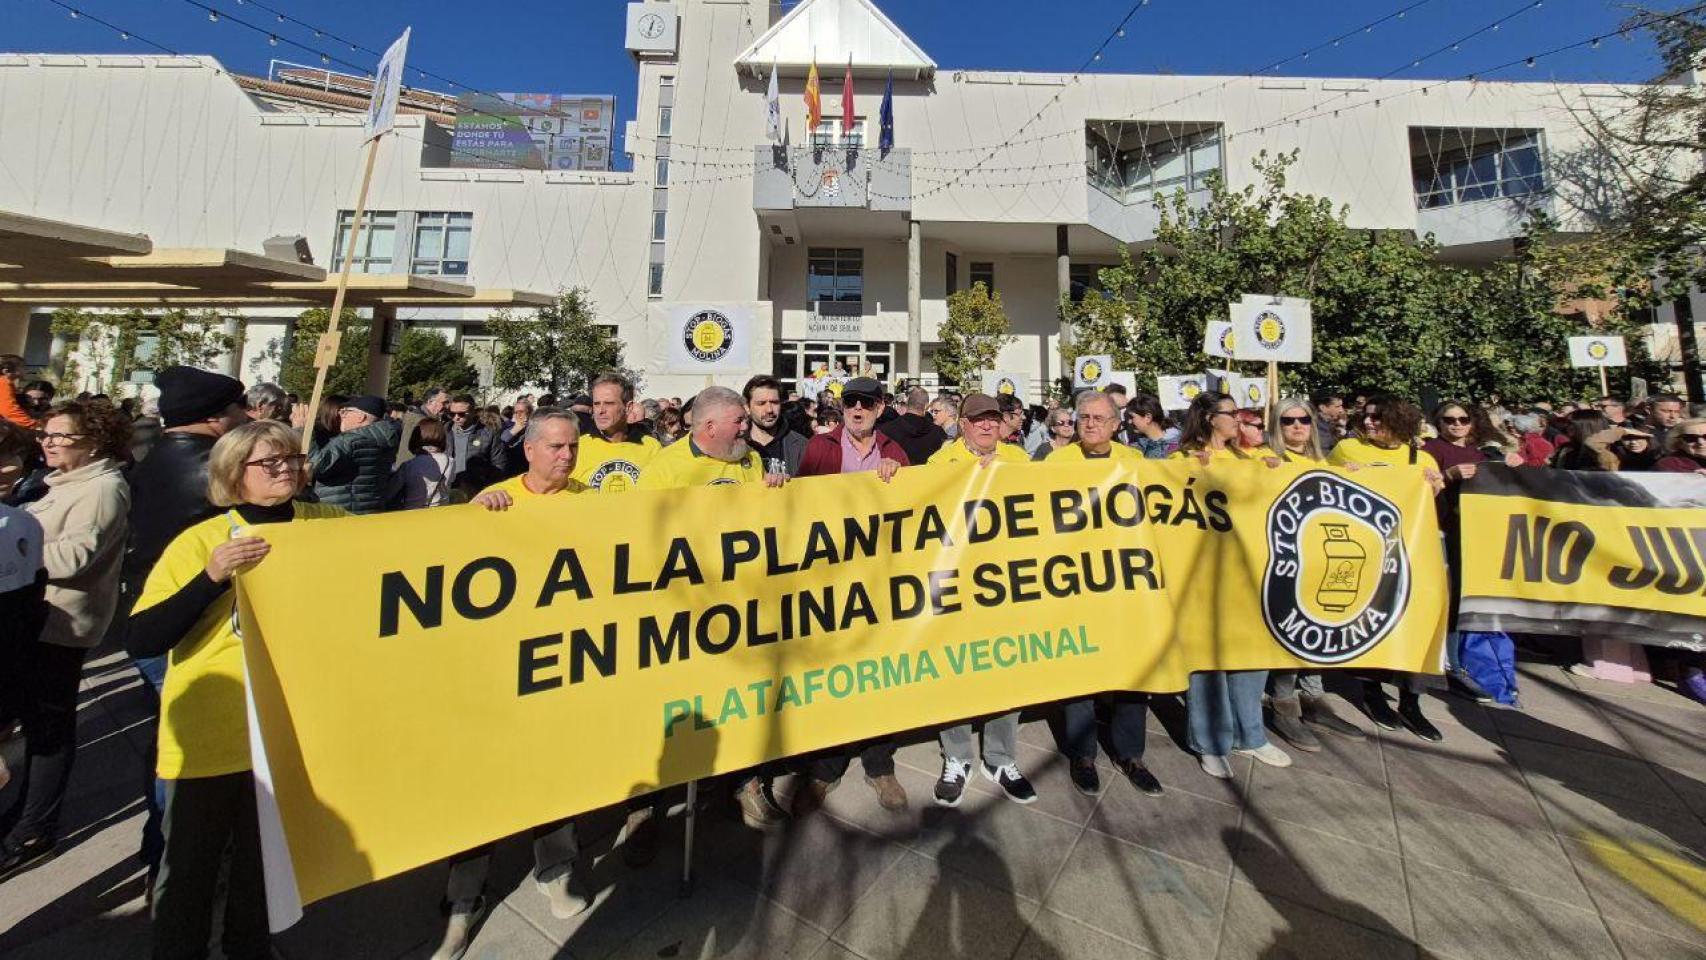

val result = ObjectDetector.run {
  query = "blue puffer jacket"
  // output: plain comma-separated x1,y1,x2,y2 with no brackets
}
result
310,418,402,515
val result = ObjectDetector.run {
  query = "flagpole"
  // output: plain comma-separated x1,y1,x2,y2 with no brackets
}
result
300,135,381,455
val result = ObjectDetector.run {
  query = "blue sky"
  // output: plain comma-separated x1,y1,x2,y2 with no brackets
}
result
8,0,1673,165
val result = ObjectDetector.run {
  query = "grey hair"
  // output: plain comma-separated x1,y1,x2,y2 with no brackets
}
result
904,387,930,413
1074,390,1118,418
423,386,450,402
690,386,745,432
1510,412,1542,434
523,408,580,442
641,398,662,419
245,382,287,410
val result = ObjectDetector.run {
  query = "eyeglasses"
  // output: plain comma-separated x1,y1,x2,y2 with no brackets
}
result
1440,415,1471,426
449,410,471,419
37,431,87,447
1683,433,1706,444
843,395,880,410
244,454,308,473
1078,414,1114,425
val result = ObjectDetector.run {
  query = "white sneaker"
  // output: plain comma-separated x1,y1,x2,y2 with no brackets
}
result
432,897,489,960
1198,754,1234,779
1235,742,1293,768
535,863,590,919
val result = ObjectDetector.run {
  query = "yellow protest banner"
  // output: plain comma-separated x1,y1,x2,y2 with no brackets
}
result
1459,465,1706,647
237,459,1446,911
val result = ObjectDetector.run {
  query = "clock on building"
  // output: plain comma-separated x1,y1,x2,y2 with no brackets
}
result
638,13,666,39
625,4,679,55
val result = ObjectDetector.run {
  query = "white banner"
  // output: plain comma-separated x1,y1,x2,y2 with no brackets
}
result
1073,354,1114,390
982,371,1027,400
1203,321,1235,359
1234,376,1270,411
800,372,847,402
664,304,755,373
1157,374,1206,412
1568,335,1627,368
364,28,411,143
1105,371,1137,395
1231,295,1312,364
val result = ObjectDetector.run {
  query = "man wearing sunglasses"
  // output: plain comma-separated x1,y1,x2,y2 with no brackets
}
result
791,377,910,815
446,394,508,496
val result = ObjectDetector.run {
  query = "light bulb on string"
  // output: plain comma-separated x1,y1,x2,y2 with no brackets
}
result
1591,37,1601,48
268,35,278,46
120,31,129,40
1525,57,1536,67
68,8,79,18
208,10,218,22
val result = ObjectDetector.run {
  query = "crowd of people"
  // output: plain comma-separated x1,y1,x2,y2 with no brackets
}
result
0,349,1703,960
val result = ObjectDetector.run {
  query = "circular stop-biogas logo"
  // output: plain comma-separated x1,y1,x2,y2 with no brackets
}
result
588,459,641,491
1178,379,1202,403
1587,339,1610,360
994,376,1019,396
1261,471,1410,664
1253,310,1288,352
1218,327,1237,355
683,310,734,363
1243,381,1263,407
1079,357,1103,383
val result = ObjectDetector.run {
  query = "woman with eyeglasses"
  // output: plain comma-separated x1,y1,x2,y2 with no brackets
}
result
127,420,346,959
1329,395,1446,740
1,401,131,879
1655,417,1706,475
1170,393,1292,778
1259,398,1369,750
1029,408,1077,460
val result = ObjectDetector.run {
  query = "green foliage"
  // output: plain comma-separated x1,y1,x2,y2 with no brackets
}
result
254,309,481,403
936,281,1016,386
389,328,480,403
50,307,238,393
485,287,630,396
1065,152,1658,404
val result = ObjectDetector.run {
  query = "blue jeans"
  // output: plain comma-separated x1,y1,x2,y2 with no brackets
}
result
1057,695,1149,763
134,654,168,878
1186,670,1269,757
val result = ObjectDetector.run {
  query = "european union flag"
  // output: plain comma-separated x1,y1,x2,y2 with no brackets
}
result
878,70,894,157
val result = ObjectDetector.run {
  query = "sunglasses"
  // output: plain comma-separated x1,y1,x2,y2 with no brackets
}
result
449,410,471,419
843,395,880,410
1278,415,1311,426
1683,433,1706,444
1440,415,1471,426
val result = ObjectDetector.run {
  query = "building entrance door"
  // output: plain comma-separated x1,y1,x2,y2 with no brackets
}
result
774,340,893,393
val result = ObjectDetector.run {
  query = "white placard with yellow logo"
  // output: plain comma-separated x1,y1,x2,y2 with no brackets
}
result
1568,335,1627,368
1203,321,1236,359
1234,376,1269,411
1073,354,1114,390
1231,295,1312,364
982,371,1027,401
663,303,754,373
1157,374,1206,412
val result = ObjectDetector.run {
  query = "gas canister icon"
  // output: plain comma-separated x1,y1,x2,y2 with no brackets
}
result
1315,523,1367,612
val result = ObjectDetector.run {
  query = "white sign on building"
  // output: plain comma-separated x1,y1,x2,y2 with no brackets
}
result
664,304,755,373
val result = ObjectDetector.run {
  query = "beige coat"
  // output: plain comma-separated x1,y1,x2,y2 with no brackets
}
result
26,457,130,648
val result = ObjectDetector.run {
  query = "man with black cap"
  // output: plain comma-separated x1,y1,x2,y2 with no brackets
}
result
118,364,250,892
310,394,402,514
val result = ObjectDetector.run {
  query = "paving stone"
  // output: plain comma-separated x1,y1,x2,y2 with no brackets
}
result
1242,765,1398,853
1383,742,1549,829
1393,793,1592,908
446,903,561,960
1016,907,1155,959
1595,701,1706,778
0,906,149,960
1560,836,1706,948
1088,777,1242,875
1489,689,1631,757
276,861,445,960
1504,733,1688,811
1529,779,1706,867
610,879,830,960
814,761,937,846
1232,816,1413,937
1277,721,1388,788
1133,730,1252,806
899,793,1085,900
1406,860,1622,960
1215,880,1419,960
1657,768,1706,821
958,740,1106,827
829,850,1039,960
1601,919,1706,960
1043,829,1227,960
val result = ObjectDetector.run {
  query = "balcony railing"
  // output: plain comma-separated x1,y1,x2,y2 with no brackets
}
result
753,146,911,213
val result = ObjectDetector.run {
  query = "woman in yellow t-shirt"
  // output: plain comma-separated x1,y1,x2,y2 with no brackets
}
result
127,420,345,959
1169,393,1292,779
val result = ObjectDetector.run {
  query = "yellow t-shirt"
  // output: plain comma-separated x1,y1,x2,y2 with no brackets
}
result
141,501,345,779
637,439,765,489
1043,442,1143,464
1329,436,1440,473
482,473,590,500
928,439,1032,465
571,434,662,493
1168,444,1276,463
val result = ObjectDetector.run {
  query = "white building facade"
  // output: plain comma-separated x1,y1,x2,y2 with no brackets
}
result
1,0,1697,399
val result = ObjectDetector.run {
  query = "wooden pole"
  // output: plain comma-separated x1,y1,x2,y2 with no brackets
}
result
1267,360,1280,432
300,136,382,454
1598,365,1609,398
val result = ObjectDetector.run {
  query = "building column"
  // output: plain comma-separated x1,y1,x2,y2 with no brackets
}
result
365,305,398,398
1055,224,1072,372
0,304,29,357
1675,287,1703,402
907,220,922,384
48,331,71,382
221,315,244,378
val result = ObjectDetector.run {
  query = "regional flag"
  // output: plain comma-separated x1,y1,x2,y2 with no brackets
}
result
842,58,855,135
804,59,821,135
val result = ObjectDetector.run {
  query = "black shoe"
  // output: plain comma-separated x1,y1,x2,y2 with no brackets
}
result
1116,759,1164,797
1398,697,1444,742
0,834,57,883
1446,672,1493,705
981,761,1037,805
1364,691,1401,731
934,758,973,807
1068,758,1103,797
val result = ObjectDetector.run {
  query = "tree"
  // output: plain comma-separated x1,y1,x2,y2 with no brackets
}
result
256,309,483,403
50,307,238,393
936,281,1016,386
484,287,630,396
389,329,480,403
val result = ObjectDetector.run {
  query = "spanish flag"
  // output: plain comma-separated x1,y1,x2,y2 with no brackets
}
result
804,59,821,133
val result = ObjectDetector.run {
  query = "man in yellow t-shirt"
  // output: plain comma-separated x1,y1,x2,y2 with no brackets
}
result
925,393,1038,808
571,372,661,492
637,386,780,490
471,410,588,508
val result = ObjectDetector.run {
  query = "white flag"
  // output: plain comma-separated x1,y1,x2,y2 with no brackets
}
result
1568,335,1627,368
766,61,782,143
364,28,411,143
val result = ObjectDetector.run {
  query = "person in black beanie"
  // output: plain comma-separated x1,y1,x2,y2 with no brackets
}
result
117,365,250,895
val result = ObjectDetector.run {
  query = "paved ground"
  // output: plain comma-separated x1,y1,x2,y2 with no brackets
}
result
2,644,1704,959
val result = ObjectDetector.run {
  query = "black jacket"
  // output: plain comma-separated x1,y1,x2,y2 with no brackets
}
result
311,418,402,514
878,413,948,466
123,431,219,587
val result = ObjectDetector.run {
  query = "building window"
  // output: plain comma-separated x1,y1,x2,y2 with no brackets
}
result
651,210,667,241
1085,122,1223,201
411,212,472,276
655,157,669,186
1411,129,1546,209
807,247,863,304
332,210,399,273
812,118,865,149
945,252,958,295
648,262,665,297
658,106,672,137
969,261,995,294
1069,263,1105,303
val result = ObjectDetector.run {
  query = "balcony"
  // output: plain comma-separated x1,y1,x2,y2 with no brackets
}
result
1411,127,1551,253
753,146,911,213
1086,178,1212,245
1083,120,1221,245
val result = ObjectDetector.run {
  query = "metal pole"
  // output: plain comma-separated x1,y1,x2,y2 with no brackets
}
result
679,779,698,897
299,136,381,454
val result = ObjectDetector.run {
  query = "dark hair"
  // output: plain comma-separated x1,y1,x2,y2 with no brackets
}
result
816,403,844,428
996,393,1023,415
1651,393,1684,407
1554,409,1615,471
316,394,347,439
1126,394,1164,423
1362,395,1424,445
0,419,34,461
50,398,133,460
655,407,683,439
386,401,407,415
742,374,783,403
1309,390,1343,408
1177,392,1236,454
591,372,636,404
409,417,447,455
449,394,476,408
0,355,25,377
24,380,55,399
